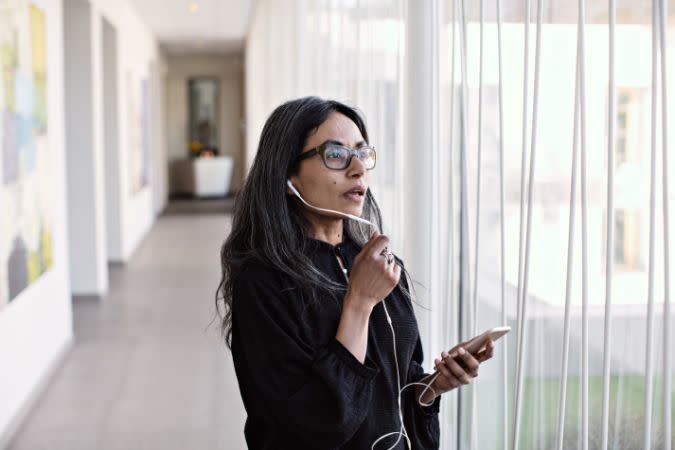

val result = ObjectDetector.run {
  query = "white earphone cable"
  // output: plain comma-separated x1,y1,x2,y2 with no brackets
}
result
340,266,440,450
287,179,440,450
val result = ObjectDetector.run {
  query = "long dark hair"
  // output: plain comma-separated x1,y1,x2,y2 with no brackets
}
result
215,96,415,349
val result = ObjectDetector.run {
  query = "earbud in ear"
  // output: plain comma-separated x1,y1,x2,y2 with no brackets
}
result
286,179,295,196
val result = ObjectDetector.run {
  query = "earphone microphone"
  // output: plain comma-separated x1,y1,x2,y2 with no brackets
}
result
286,179,440,450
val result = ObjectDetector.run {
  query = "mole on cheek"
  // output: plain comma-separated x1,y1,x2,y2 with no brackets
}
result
333,181,337,184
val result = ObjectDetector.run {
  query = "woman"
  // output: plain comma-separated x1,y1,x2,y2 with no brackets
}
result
216,96,494,449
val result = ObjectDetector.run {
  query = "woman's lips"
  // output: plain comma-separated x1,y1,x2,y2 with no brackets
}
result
343,191,364,203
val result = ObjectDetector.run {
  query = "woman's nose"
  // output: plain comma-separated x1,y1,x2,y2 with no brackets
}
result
346,154,366,176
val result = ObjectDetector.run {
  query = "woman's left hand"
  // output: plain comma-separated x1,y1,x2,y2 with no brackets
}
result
416,338,495,405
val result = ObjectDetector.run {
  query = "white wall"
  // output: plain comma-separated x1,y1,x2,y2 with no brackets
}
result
93,0,165,262
0,0,73,445
0,0,167,444
166,54,244,192
64,0,165,278
64,0,165,274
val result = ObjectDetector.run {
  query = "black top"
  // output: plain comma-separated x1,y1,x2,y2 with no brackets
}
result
231,234,440,449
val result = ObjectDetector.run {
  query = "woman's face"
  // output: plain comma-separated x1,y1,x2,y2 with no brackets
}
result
289,112,371,219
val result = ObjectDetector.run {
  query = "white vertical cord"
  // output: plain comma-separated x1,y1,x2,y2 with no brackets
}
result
459,0,470,342
335,0,343,99
458,1,471,445
495,0,507,448
366,0,373,122
320,0,328,94
577,0,590,447
396,0,406,244
355,0,362,104
469,1,484,448
443,2,458,446
515,0,531,374
600,1,616,449
335,0,343,98
462,0,471,304
512,0,543,447
472,0,485,348
555,44,581,450
658,0,672,447
447,0,457,345
427,0,439,373
643,1,658,448
436,0,444,364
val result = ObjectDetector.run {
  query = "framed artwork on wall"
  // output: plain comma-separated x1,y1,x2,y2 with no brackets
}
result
0,0,52,310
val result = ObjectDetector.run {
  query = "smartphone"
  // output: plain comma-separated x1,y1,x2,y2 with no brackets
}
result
461,326,511,355
433,326,511,373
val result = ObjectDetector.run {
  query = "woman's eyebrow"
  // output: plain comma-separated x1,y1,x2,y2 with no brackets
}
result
324,139,367,148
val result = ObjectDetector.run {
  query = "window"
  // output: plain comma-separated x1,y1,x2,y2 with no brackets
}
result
448,1,674,449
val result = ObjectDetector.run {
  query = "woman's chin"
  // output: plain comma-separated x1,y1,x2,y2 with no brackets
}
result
344,205,364,217
324,208,362,218
311,206,362,220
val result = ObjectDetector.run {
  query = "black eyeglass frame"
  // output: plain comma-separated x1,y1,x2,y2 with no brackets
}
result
294,142,377,170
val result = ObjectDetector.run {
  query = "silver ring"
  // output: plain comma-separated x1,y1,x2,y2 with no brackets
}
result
380,247,394,264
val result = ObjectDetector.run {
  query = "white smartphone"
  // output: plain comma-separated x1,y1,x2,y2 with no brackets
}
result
432,326,510,374
461,325,511,355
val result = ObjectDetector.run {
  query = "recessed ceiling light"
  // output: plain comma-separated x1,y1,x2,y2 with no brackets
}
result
189,2,199,13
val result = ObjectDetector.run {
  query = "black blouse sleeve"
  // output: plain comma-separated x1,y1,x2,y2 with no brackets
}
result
231,263,380,448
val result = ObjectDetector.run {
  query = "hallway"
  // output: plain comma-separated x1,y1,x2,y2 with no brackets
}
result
8,212,246,450
3,0,675,447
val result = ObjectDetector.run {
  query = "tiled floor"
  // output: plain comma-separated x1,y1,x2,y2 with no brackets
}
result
164,196,234,216
8,211,247,450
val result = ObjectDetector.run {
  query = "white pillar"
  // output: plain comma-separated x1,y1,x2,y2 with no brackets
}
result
63,0,108,296
150,59,168,216
101,16,123,263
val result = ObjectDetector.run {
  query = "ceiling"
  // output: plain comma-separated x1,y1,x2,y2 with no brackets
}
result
129,0,255,55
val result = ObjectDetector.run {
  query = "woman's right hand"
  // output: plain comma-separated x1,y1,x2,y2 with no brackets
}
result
345,231,401,311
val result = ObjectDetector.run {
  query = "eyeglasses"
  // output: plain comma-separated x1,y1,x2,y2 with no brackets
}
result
295,142,377,170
